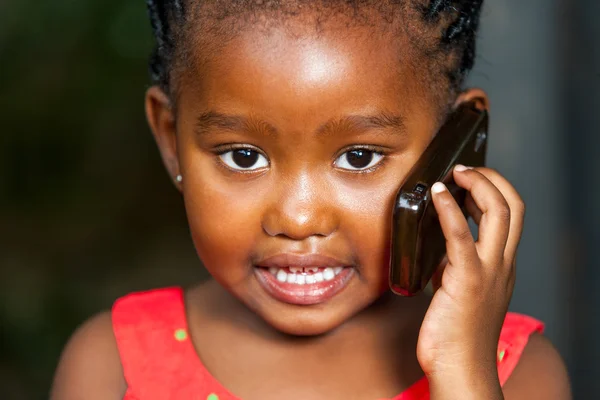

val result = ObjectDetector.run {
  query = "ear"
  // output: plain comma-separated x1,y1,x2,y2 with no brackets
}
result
145,86,182,190
453,88,490,112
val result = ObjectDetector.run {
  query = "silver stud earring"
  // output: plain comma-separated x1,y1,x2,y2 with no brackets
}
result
176,174,183,183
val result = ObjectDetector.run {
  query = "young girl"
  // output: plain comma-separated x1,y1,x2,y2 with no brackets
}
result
51,1,571,399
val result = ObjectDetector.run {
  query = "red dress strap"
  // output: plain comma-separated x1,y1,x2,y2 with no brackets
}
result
112,287,229,400
496,312,544,386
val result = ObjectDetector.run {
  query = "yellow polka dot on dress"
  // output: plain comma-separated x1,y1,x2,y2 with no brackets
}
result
207,394,219,400
174,328,188,341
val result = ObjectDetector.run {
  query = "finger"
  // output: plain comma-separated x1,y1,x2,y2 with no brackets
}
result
472,168,526,263
431,182,480,274
464,192,482,225
452,166,511,266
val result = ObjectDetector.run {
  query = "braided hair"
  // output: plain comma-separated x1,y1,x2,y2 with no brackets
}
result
146,0,484,101
146,0,186,92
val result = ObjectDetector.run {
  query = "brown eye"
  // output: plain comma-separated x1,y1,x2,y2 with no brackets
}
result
335,149,384,171
219,148,269,171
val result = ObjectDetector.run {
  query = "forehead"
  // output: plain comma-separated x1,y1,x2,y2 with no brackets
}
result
177,13,437,131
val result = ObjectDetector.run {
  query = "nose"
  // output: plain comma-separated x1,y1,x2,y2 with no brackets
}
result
262,173,339,240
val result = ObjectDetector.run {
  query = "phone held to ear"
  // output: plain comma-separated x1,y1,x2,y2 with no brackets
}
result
389,101,489,296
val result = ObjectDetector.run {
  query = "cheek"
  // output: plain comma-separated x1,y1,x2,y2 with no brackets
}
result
182,174,263,275
338,186,394,264
334,154,425,275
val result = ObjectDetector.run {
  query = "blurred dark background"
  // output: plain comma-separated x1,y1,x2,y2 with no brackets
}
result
0,0,598,399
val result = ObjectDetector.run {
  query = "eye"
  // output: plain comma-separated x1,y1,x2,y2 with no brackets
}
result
219,148,269,171
334,148,384,171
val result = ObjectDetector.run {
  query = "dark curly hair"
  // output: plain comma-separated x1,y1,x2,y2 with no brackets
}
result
146,0,483,103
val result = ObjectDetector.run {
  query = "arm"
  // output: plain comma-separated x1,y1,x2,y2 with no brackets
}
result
50,311,127,400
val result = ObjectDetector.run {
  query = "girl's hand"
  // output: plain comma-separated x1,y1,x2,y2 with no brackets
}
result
416,166,525,399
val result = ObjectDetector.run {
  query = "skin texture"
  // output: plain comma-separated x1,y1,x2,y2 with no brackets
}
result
51,13,571,400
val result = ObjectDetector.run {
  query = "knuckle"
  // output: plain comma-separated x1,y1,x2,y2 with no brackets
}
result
494,197,511,223
513,198,526,220
452,226,473,242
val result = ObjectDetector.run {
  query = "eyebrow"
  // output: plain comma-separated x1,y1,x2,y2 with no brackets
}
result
194,110,407,137
316,113,407,137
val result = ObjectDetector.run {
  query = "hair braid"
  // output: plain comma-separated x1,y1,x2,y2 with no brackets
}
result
424,0,452,22
422,0,484,86
147,0,186,91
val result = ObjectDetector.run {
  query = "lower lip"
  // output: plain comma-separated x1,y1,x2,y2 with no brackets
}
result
255,268,354,306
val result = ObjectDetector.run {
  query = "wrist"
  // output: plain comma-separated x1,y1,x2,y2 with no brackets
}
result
427,364,503,400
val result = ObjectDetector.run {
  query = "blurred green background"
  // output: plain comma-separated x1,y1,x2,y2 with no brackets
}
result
0,1,204,398
1,0,599,399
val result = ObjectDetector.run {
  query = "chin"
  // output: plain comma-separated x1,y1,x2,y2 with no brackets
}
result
243,288,370,337
260,306,353,337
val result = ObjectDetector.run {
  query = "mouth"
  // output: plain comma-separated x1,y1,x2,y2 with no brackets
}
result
254,253,355,306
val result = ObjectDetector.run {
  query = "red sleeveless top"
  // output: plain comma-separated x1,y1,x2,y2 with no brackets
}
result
112,287,544,400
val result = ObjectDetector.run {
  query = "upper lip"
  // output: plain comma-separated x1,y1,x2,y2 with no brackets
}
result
256,253,351,269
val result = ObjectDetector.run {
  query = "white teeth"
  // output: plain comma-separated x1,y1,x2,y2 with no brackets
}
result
265,266,347,285
276,269,288,282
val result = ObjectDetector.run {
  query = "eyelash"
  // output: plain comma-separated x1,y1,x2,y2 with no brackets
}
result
213,144,389,174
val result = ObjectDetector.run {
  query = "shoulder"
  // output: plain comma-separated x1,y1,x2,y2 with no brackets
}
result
50,311,126,400
502,333,571,400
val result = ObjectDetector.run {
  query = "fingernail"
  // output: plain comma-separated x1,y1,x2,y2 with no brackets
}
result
454,164,468,172
431,182,447,194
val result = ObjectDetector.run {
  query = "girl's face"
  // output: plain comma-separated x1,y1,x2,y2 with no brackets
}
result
148,21,463,336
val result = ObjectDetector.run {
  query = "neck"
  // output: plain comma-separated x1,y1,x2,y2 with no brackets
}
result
188,279,429,394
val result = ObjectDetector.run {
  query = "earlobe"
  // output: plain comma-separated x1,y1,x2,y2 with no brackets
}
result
453,88,490,112
145,86,182,189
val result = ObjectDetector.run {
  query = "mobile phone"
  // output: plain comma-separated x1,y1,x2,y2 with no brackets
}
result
389,101,489,296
